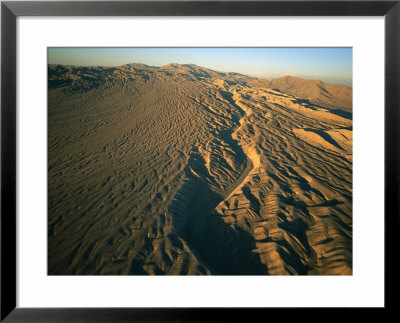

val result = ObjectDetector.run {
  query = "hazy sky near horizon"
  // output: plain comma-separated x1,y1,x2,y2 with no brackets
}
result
48,47,352,86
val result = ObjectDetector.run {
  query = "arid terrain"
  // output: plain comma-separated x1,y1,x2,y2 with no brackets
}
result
48,63,352,275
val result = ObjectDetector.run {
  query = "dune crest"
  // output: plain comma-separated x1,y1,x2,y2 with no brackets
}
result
248,75,352,111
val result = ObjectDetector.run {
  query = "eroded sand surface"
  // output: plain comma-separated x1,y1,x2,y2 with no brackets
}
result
48,63,352,275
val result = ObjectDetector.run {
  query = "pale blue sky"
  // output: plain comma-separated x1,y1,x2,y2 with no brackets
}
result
48,47,352,86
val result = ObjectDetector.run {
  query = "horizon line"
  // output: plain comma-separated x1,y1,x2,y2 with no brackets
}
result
48,62,352,88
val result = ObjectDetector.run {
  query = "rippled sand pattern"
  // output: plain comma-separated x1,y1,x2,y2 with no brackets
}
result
48,63,352,275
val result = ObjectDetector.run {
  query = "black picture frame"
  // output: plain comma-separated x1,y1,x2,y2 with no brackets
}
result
1,0,399,321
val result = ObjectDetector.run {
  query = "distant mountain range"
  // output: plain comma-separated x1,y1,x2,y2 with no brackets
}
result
248,75,352,111
48,63,352,112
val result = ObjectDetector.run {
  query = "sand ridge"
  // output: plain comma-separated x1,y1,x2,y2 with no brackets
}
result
201,87,352,275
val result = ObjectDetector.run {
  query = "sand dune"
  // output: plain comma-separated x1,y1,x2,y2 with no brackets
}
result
248,75,352,112
48,63,352,275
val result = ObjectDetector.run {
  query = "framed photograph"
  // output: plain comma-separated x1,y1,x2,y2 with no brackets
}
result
1,0,398,321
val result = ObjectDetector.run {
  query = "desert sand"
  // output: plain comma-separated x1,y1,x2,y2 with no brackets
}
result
48,63,352,275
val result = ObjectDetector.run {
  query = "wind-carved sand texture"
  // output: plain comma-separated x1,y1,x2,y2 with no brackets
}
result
48,63,352,275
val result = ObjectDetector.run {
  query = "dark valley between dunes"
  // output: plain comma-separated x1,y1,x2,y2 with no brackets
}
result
48,62,352,275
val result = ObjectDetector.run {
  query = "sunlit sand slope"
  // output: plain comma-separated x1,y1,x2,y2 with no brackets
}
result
48,63,352,275
249,75,352,112
199,88,352,275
